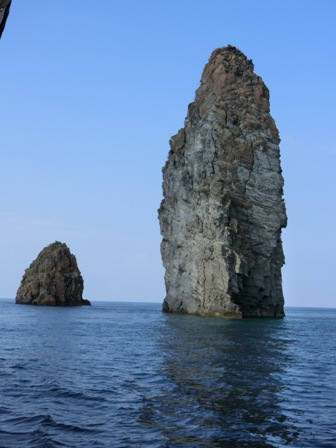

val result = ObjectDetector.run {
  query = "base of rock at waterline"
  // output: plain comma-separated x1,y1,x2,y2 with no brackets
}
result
163,299,285,318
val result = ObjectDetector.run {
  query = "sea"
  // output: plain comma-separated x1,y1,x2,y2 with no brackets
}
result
0,300,335,448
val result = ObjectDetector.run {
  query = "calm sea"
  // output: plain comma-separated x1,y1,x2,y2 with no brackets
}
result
0,300,335,448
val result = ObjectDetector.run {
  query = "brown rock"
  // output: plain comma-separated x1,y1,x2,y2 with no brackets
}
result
16,241,91,306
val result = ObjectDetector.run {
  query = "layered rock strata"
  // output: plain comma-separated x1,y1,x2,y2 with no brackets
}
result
159,46,287,318
16,242,91,306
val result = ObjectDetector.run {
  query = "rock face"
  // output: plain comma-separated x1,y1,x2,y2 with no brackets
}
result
16,242,91,306
159,46,287,318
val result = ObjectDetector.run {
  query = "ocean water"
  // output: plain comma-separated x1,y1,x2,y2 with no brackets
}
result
0,300,335,448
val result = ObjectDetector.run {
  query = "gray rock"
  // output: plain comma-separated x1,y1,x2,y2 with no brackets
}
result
158,46,287,318
16,241,91,306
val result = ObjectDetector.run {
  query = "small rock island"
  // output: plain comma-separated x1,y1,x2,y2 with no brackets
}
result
16,241,91,306
159,46,287,318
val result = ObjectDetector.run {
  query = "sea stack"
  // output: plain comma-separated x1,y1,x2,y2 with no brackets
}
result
159,46,287,318
16,242,91,306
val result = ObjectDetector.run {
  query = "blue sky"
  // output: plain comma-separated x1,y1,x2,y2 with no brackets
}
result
1,1,335,307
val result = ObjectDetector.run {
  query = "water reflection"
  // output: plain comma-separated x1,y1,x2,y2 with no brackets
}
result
150,315,297,447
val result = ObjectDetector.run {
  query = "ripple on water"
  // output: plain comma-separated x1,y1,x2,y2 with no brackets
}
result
0,301,335,447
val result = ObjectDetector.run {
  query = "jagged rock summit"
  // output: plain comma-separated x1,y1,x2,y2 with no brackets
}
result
159,46,287,318
16,242,91,306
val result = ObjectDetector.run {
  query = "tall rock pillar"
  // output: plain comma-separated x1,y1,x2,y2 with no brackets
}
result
159,46,287,318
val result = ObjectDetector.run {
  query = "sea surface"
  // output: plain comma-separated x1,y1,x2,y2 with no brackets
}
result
0,300,335,448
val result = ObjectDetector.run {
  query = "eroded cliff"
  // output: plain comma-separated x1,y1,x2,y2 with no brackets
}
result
159,46,287,318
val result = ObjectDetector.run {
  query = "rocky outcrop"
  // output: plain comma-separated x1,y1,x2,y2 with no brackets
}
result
159,46,287,318
16,242,91,306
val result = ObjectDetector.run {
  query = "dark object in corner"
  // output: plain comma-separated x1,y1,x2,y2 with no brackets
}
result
0,0,12,39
